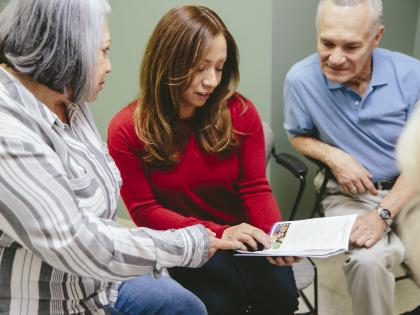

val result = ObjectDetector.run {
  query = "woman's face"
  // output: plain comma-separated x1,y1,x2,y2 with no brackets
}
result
87,21,112,102
179,33,227,119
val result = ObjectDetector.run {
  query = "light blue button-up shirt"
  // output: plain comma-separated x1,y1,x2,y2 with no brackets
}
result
284,48,420,182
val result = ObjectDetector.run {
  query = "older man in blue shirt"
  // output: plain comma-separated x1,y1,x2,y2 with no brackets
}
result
284,0,420,314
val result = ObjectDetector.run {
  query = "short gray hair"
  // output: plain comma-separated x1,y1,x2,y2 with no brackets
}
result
316,0,383,36
0,0,111,104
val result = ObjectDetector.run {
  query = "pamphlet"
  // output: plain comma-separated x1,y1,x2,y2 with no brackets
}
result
236,214,357,258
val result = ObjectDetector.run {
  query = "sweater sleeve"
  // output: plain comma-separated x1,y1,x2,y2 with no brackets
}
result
233,98,282,233
108,104,230,236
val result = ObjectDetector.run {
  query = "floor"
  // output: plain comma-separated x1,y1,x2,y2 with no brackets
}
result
117,217,419,315
297,254,420,315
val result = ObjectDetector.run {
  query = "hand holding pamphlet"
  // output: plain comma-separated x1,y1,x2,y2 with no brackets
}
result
236,214,357,258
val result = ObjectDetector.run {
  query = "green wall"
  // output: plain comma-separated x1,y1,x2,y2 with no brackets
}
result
414,2,420,59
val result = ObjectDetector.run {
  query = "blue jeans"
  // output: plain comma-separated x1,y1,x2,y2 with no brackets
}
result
106,275,207,315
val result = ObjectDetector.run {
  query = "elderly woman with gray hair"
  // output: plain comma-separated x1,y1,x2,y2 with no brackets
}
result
397,103,420,315
0,0,241,314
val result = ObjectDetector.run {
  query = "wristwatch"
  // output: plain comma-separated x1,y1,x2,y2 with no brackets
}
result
375,205,393,227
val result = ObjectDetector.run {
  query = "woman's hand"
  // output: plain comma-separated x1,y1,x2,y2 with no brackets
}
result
221,223,271,251
207,229,243,258
266,256,302,266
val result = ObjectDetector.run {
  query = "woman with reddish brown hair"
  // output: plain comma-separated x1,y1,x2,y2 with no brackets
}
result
108,5,299,315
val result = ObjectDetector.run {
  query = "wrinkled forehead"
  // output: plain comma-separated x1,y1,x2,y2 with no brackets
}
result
318,2,373,41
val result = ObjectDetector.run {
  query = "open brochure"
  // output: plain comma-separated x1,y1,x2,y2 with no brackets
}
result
236,214,357,258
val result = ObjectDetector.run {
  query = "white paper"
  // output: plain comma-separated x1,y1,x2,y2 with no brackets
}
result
236,214,357,258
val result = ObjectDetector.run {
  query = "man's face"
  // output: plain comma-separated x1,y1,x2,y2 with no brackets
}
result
317,1,383,84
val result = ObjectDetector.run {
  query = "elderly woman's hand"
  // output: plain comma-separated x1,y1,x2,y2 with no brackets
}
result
206,229,243,258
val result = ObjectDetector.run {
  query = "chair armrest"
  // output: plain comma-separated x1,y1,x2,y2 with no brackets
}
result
272,152,308,178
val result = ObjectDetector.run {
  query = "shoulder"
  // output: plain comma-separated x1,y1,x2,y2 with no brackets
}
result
108,100,141,148
376,48,420,76
108,100,137,136
228,93,262,132
228,93,258,120
377,48,419,64
286,53,322,84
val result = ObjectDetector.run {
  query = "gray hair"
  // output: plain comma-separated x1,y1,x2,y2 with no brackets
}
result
316,0,383,36
0,0,111,104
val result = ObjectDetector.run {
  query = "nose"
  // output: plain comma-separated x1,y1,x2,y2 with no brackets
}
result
203,68,218,88
328,50,346,66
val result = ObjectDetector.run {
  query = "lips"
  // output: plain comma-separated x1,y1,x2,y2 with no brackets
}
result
195,91,212,101
197,91,212,96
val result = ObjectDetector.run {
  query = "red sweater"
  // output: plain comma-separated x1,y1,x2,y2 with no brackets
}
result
108,95,281,237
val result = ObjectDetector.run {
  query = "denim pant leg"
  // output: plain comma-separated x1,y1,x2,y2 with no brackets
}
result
113,274,207,315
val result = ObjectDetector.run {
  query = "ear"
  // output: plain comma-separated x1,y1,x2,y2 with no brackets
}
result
372,26,384,47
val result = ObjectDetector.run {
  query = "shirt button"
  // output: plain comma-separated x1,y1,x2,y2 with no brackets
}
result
354,101,360,106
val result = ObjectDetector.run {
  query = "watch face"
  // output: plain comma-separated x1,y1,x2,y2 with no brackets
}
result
380,209,391,220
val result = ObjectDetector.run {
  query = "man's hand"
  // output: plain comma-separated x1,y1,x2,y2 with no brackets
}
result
350,211,387,248
207,229,243,258
328,147,378,195
221,223,271,251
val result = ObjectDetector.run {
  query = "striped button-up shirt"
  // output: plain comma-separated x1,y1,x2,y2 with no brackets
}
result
0,67,209,314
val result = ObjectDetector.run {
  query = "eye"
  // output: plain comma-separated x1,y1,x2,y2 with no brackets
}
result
216,67,223,72
345,45,358,51
196,63,206,72
102,47,111,56
322,42,334,49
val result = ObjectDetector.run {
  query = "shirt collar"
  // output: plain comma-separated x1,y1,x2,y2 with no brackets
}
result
324,48,389,90
370,48,389,87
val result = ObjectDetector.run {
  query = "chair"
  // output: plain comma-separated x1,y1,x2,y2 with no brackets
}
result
262,122,318,315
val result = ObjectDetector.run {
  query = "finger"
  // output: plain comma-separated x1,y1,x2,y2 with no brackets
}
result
364,237,375,248
213,237,245,251
283,256,297,264
340,183,352,194
293,256,303,263
354,181,365,194
341,185,349,194
206,228,216,237
266,256,278,265
347,182,359,194
361,177,377,195
207,247,217,258
273,256,289,265
352,233,369,247
248,228,271,248
350,226,364,243
266,256,286,265
238,233,259,251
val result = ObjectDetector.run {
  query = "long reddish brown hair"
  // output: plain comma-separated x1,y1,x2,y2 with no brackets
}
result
134,5,240,167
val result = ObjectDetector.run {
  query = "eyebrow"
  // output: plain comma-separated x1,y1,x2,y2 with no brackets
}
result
319,36,361,44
